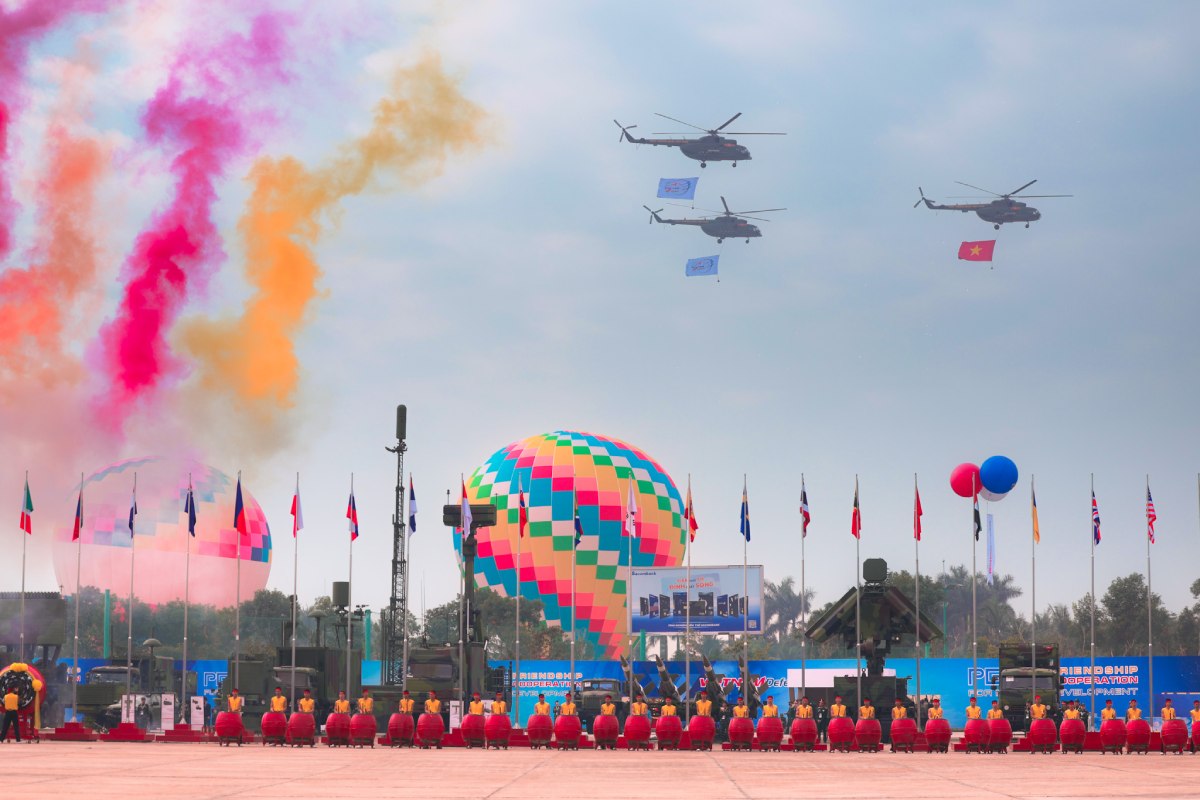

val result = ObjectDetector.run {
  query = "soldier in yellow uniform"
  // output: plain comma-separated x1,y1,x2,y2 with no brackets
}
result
761,696,779,717
965,697,982,720
795,697,813,719
660,698,678,716
829,695,847,718
1189,700,1200,725
1100,699,1117,721
468,692,484,715
926,698,944,719
491,692,507,715
398,690,415,718
1126,699,1141,722
1029,695,1048,720
269,687,287,713
732,697,750,718
227,689,244,714
858,698,875,720
1,687,21,742
533,693,551,716
333,691,350,714
599,695,617,716
695,695,713,717
987,700,1004,720
298,689,316,714
357,689,374,715
630,694,648,717
1061,700,1081,720
1160,698,1176,721
424,691,441,715
892,699,907,720
559,694,577,716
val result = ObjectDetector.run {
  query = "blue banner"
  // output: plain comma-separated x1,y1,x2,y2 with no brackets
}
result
685,256,718,277
657,177,698,200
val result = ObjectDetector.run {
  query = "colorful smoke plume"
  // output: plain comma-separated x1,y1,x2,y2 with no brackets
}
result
180,54,487,452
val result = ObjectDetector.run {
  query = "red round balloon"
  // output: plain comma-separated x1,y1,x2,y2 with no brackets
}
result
950,463,981,498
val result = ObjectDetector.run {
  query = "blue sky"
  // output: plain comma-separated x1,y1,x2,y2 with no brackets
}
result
5,1,1199,622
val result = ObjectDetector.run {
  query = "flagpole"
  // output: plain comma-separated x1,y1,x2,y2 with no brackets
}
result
684,473,691,724
626,479,634,710
182,473,192,724
1145,474,1154,726
1089,473,1096,724
800,474,806,699
20,470,28,663
571,485,577,705
914,473,921,729
72,473,83,718
742,475,749,703
291,473,299,714
126,472,137,710
1031,475,1037,715
235,470,242,690
971,473,978,699
515,476,521,725
854,475,862,707
347,472,354,701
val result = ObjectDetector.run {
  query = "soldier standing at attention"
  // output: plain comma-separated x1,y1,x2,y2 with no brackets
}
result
892,699,907,720
398,690,415,721
1160,698,1176,721
815,698,830,742
761,696,779,718
695,694,713,718
1189,700,1200,727
357,689,374,715
491,692,507,716
965,697,982,721
227,689,244,714
858,697,875,720
630,694,648,717
1126,699,1142,722
926,698,943,719
298,689,315,714
469,692,484,715
830,695,847,719
599,695,617,717
534,693,551,716
1029,695,1048,721
795,697,813,720
424,690,442,715
732,697,750,719
1101,699,1117,722
987,700,1004,720
1,686,20,742
333,691,351,715
1062,700,1082,721
559,694,577,717
660,698,678,716
269,687,287,714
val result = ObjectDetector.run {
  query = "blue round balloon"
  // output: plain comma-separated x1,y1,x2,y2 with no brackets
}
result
980,456,1019,495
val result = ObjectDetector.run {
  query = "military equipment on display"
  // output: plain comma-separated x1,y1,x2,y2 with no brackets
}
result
614,112,785,168
653,656,681,704
989,643,1061,730
699,655,728,712
643,196,785,244
737,655,762,715
218,645,359,733
577,676,626,730
914,180,1072,230
77,656,176,729
805,558,943,742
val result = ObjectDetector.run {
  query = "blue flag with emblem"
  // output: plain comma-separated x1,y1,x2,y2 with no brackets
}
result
685,255,719,277
657,177,698,200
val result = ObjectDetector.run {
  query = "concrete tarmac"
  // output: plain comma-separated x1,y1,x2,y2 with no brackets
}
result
5,742,1198,799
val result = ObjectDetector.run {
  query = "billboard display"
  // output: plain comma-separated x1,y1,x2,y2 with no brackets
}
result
630,565,764,635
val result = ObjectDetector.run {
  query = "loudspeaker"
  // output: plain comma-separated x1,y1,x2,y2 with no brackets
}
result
332,581,350,608
396,404,407,441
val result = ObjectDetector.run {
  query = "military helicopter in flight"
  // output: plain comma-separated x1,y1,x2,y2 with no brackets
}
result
914,180,1072,229
614,112,785,167
642,196,784,243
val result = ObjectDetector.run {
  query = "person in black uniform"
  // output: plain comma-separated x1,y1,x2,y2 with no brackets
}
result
815,698,830,743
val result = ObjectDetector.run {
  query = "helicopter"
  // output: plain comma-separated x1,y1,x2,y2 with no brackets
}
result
642,196,784,243
613,112,785,167
914,180,1072,229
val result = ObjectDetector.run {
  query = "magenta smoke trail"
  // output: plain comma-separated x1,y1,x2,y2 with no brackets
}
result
0,0,111,260
92,13,292,431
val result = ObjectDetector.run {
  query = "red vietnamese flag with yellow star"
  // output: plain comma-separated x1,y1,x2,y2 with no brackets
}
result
958,240,996,261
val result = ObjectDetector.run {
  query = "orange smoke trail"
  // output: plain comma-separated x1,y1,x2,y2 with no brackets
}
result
180,55,486,449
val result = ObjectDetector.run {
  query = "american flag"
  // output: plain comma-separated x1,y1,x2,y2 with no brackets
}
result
1091,491,1101,546
1146,486,1156,544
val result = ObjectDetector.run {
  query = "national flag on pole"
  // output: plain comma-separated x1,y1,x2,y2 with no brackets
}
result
740,479,751,542
185,482,197,537
573,496,584,547
408,476,418,535
986,514,996,585
1091,490,1101,545
19,478,32,534
290,485,303,538
128,483,138,536
973,495,982,541
72,489,83,542
1146,486,1156,544
958,240,996,261
799,479,811,537
233,476,247,541
1031,482,1041,544
460,478,472,536
624,480,639,538
850,480,861,540
684,480,698,542
914,483,923,541
347,491,360,541
517,479,527,538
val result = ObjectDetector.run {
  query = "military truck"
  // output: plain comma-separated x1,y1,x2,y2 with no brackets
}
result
991,643,1061,730
577,677,627,731
218,645,358,732
76,656,175,730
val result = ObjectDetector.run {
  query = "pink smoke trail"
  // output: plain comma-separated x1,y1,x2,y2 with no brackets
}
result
91,13,292,432
0,0,111,260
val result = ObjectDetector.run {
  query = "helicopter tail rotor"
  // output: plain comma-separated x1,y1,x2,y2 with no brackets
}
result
914,187,927,209
614,120,637,143
642,205,663,224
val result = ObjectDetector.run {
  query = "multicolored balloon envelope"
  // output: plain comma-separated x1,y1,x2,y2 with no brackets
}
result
458,431,685,659
52,457,272,606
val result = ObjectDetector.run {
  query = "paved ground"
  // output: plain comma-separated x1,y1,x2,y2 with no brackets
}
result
4,742,1198,799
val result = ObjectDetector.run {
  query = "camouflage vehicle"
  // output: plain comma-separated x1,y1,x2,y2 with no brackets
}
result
218,645,359,732
577,676,627,731
76,657,175,730
991,643,1061,730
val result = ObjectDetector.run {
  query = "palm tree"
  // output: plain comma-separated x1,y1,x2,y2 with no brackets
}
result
764,577,814,641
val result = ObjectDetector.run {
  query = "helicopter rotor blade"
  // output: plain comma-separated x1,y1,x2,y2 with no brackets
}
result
1007,179,1038,196
613,120,636,143
718,131,787,135
954,181,1002,196
653,113,708,133
737,215,773,222
1011,194,1073,198
714,112,743,132
666,202,722,213
720,196,732,215
914,187,927,209
732,208,786,215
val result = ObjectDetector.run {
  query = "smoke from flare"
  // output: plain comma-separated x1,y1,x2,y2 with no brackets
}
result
180,55,486,451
